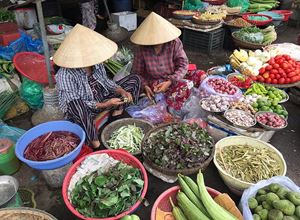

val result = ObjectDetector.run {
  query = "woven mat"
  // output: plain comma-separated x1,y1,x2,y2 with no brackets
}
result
0,208,57,220
168,18,223,32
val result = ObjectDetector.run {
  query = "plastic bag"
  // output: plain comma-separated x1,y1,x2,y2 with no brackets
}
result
227,0,249,12
0,122,26,143
113,61,132,82
199,75,242,101
183,0,204,10
240,176,300,220
0,33,43,61
20,77,44,109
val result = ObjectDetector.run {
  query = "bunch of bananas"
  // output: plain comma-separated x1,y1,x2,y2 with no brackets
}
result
230,49,248,69
199,12,226,21
0,59,15,78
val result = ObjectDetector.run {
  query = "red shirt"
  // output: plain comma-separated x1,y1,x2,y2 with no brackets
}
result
132,38,189,87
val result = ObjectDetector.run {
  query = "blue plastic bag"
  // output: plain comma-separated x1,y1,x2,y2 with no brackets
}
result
0,33,43,60
0,121,26,143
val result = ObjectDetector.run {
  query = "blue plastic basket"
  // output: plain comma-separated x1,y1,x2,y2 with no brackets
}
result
15,121,86,170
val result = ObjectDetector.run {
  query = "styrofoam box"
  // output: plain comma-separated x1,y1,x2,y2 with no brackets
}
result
111,11,137,31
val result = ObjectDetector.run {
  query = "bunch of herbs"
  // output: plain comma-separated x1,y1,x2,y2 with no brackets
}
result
70,162,144,218
143,123,214,170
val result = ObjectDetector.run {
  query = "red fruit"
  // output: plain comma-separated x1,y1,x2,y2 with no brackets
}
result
275,74,281,79
259,67,266,74
281,63,289,69
257,76,264,82
252,76,258,81
266,78,272,84
266,65,273,71
278,68,285,74
272,79,278,84
270,69,278,75
263,72,270,79
269,73,275,79
288,72,297,78
291,75,300,82
278,78,285,84
285,78,291,84
273,63,280,69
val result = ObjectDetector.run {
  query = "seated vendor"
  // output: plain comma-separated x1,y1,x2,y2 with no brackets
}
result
53,24,141,150
131,12,206,110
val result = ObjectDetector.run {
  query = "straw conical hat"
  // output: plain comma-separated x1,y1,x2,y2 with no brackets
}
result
53,24,118,68
130,12,181,45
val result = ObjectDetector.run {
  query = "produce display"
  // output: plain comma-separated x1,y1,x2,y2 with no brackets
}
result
70,162,144,218
248,0,280,13
239,94,263,105
216,145,281,183
24,131,80,161
0,59,16,78
229,101,256,115
168,172,242,220
245,83,288,103
194,11,226,22
256,112,287,129
224,109,256,128
173,10,197,16
107,124,144,154
248,183,300,219
0,91,18,119
248,15,269,21
200,95,231,112
251,98,288,118
228,74,253,89
207,78,238,95
205,5,227,14
233,26,277,45
143,123,214,170
227,18,252,27
254,55,300,85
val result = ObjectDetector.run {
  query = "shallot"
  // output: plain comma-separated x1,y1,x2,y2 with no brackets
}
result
207,78,237,95
256,112,286,128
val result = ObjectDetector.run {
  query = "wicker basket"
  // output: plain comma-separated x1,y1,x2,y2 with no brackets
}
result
141,123,215,176
0,208,57,220
101,118,154,155
192,17,222,25
232,33,271,50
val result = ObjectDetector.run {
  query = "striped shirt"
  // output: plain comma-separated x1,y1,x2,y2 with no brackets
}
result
55,64,118,113
132,38,189,87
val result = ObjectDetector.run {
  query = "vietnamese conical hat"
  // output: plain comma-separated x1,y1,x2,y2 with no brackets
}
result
130,12,181,45
53,24,118,68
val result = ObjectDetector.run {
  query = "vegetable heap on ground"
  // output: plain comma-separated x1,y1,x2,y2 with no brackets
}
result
24,131,80,161
248,0,279,13
143,123,214,170
170,171,241,220
248,183,300,219
0,59,16,79
216,145,281,183
107,124,144,154
70,162,144,218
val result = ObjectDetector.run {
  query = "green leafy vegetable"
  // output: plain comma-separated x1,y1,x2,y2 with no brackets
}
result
143,123,214,170
70,162,144,218
0,9,15,22
234,27,264,44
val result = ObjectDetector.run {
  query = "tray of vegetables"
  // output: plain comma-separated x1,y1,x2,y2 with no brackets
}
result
256,111,288,130
62,150,148,220
142,123,214,176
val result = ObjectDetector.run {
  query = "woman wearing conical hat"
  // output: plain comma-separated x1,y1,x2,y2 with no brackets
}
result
53,24,141,149
131,12,206,111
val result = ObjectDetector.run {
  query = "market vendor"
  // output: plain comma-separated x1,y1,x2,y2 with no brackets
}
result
53,24,141,149
131,12,206,110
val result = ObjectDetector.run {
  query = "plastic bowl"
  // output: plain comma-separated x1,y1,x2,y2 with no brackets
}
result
213,136,287,195
150,186,220,220
255,111,288,131
62,150,148,220
242,14,273,26
257,11,284,21
15,121,86,170
271,10,293,22
101,118,154,155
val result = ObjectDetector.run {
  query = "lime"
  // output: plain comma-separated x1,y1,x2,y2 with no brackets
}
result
252,102,258,108
261,106,270,111
273,98,280,104
282,110,288,117
272,100,279,106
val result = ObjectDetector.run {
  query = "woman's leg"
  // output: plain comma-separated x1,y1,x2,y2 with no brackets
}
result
115,75,141,104
65,99,99,148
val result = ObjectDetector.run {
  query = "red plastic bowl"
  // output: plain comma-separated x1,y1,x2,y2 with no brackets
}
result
62,150,148,220
150,186,221,220
242,14,273,26
13,52,55,85
271,10,293,22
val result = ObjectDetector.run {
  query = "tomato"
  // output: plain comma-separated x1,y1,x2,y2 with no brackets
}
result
278,68,285,74
252,76,257,81
288,71,297,78
284,55,291,60
285,78,291,84
266,65,273,71
272,79,278,84
269,73,275,79
269,60,276,66
286,68,293,73
265,78,272,84
275,55,283,60
259,67,266,74
275,74,281,79
281,63,289,69
278,78,285,84
270,69,278,75
262,72,269,79
277,59,284,65
291,75,300,82
273,63,280,69
257,76,264,82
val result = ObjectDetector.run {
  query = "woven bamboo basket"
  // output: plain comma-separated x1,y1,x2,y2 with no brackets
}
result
232,32,272,50
0,208,57,220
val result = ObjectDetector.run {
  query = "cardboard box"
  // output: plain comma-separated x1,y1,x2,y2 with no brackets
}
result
111,11,137,31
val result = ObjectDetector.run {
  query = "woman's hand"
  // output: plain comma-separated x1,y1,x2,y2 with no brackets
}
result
116,88,133,103
96,98,123,109
153,80,172,93
144,85,154,99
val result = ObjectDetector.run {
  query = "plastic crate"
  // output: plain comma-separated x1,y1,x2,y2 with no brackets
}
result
182,28,225,54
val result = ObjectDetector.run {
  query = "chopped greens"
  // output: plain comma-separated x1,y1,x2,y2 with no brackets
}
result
70,162,144,218
143,123,214,170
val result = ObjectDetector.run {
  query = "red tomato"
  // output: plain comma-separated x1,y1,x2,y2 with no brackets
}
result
273,63,280,69
278,78,285,84
270,69,278,75
269,73,275,79
277,59,284,65
259,67,266,74
284,55,291,60
252,76,257,81
275,74,281,79
263,73,269,79
288,71,297,78
266,65,273,71
272,79,278,84
269,60,276,66
257,76,264,82
275,55,283,60
266,78,272,84
291,75,300,82
278,68,285,74
286,68,292,73
285,78,291,84
281,63,289,69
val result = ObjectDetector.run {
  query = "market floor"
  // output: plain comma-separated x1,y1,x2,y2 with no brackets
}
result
8,25,300,219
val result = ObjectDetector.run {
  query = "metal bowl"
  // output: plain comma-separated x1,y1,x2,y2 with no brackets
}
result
0,176,19,207
224,109,257,129
199,98,230,114
255,111,288,131
278,90,289,103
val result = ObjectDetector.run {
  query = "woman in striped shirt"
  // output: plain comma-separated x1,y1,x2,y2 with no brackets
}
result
53,24,140,149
